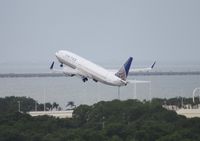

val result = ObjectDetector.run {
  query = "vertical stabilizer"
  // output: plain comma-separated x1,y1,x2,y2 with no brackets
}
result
115,57,133,80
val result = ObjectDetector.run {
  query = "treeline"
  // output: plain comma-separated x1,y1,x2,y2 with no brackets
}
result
152,97,200,108
0,96,63,114
0,96,200,141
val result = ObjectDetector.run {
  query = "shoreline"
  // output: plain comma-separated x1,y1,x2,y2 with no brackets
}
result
0,71,200,78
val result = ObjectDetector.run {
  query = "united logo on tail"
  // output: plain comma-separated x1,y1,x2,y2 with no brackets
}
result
115,57,133,81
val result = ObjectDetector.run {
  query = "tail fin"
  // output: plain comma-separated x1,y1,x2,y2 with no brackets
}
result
115,57,133,80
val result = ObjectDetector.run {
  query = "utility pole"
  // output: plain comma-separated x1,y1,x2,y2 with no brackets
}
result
149,82,152,102
17,101,20,112
134,82,137,99
181,97,184,108
102,116,105,129
44,88,46,111
35,101,37,111
118,87,120,100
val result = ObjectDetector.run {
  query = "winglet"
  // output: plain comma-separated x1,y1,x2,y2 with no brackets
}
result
151,61,156,69
50,62,54,70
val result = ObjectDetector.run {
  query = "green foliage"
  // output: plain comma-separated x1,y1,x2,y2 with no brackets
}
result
0,96,36,113
0,96,60,113
0,96,200,141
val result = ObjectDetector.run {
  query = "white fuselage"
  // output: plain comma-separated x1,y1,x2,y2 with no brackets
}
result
55,50,126,86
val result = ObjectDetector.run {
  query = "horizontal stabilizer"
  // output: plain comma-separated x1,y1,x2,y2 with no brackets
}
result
127,80,151,84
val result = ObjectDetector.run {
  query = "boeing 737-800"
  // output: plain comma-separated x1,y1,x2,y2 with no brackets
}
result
50,50,155,86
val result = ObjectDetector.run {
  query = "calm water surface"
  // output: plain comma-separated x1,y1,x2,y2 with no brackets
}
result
0,75,199,107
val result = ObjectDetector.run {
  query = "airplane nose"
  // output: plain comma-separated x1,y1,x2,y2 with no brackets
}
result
55,51,64,59
56,51,60,55
55,52,59,58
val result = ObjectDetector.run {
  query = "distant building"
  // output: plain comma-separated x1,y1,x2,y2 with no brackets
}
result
162,105,179,111
176,109,200,118
28,110,73,118
163,104,200,118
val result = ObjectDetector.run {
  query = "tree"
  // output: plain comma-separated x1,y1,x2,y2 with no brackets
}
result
45,103,52,111
52,102,59,110
66,101,76,110
1,96,200,141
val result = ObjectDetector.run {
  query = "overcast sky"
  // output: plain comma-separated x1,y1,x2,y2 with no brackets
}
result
0,0,200,72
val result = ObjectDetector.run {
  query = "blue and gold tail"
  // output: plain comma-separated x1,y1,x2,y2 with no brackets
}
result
115,57,133,81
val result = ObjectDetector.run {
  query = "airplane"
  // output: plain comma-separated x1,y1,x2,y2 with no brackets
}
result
50,50,156,86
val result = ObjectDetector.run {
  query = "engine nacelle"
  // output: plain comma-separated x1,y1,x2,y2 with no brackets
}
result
63,67,77,77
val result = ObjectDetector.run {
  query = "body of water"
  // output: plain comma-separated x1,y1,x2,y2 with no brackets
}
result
0,75,199,108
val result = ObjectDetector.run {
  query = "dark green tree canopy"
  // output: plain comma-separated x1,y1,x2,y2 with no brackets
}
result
0,96,199,141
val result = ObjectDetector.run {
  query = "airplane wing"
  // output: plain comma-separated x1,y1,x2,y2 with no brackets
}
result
50,62,77,76
109,61,156,73
129,61,156,73
50,62,91,81
50,62,63,73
